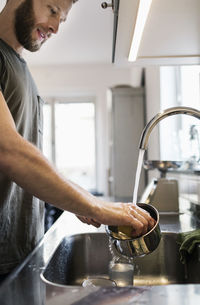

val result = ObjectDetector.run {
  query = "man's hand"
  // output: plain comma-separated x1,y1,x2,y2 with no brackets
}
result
76,201,156,238
92,201,156,238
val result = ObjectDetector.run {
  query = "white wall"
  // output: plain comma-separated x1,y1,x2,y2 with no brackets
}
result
0,0,6,12
30,63,145,195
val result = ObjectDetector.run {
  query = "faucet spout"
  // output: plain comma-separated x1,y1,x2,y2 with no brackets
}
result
139,106,200,150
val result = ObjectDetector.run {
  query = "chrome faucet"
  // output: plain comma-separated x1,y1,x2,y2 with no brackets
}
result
139,106,200,150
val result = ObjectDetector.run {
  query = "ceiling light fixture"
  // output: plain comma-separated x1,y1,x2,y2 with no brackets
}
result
128,0,152,62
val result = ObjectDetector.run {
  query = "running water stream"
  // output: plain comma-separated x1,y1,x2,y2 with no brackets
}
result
132,149,145,204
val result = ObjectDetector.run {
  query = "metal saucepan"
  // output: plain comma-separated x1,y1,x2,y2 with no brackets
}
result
106,203,161,258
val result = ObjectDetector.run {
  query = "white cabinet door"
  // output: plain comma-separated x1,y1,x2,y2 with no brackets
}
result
108,86,146,201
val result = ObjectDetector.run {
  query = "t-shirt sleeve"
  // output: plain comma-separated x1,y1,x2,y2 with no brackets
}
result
0,56,2,91
0,52,5,92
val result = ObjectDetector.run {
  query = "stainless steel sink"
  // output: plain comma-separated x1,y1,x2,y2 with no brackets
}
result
41,232,200,287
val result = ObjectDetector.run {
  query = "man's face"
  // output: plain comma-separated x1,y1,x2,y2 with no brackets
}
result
14,0,73,52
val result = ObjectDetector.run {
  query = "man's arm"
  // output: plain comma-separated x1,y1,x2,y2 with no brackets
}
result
0,91,155,236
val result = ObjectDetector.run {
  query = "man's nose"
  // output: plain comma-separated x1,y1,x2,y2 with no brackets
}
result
48,18,60,34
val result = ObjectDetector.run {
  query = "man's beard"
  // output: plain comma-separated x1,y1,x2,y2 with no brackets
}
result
14,0,43,52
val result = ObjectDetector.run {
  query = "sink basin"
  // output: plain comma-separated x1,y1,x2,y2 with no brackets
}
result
41,232,200,287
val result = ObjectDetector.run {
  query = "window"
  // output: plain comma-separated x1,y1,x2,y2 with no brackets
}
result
159,65,200,162
43,98,96,191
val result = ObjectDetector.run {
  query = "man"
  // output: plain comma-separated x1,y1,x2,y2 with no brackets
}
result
0,0,155,279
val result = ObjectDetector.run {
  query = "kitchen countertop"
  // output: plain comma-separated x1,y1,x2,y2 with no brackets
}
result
168,169,200,175
0,199,200,305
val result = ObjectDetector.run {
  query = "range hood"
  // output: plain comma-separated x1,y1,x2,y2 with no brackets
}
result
113,0,200,66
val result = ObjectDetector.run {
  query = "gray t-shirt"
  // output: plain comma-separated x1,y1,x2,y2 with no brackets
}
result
0,39,44,274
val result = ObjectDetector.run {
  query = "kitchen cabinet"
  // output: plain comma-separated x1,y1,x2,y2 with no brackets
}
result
115,0,200,66
107,85,146,202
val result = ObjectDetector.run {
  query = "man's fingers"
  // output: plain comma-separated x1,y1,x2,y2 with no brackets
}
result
135,206,156,229
76,215,101,228
123,203,156,237
130,209,149,235
89,218,101,228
